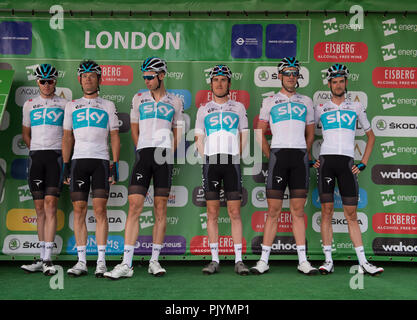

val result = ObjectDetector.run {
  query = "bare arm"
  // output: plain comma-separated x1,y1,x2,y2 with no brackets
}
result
22,125,31,149
194,134,205,158
62,129,74,164
131,122,139,148
352,129,375,174
305,124,315,161
255,120,270,159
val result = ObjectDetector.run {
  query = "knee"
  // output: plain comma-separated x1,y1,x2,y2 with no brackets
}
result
228,207,241,221
94,207,107,222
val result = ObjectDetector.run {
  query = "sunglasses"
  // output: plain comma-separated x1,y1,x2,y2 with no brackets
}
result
143,74,158,80
281,70,300,77
39,80,55,85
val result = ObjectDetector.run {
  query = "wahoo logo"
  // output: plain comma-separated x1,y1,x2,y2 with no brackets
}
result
323,18,338,36
321,110,356,131
73,108,108,129
139,102,175,122
380,92,396,110
205,112,239,136
380,189,397,207
381,43,397,61
30,108,64,127
270,102,307,123
382,18,398,36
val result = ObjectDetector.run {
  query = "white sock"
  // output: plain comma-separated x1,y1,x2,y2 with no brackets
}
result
234,243,242,263
210,243,219,263
97,245,106,263
44,242,54,261
260,244,271,264
297,245,307,264
122,245,135,267
77,246,87,264
323,245,333,263
355,246,367,265
39,241,45,260
151,243,163,262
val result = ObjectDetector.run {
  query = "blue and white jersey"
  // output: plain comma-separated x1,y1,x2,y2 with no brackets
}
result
195,99,248,156
315,100,371,157
63,97,119,160
22,95,67,151
130,91,184,150
259,92,314,149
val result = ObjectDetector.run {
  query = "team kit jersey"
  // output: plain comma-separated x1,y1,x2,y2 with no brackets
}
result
259,92,314,149
22,95,68,150
195,99,248,156
315,100,371,157
130,91,184,150
63,97,119,160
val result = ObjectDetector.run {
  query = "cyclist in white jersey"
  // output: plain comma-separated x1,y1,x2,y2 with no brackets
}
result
21,64,67,276
104,57,183,280
313,63,383,276
251,57,318,275
62,60,120,278
194,65,250,276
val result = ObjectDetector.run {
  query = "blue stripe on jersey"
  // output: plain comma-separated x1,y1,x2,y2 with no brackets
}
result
30,108,64,127
320,110,357,131
204,111,239,136
73,108,108,129
270,102,307,124
139,102,175,122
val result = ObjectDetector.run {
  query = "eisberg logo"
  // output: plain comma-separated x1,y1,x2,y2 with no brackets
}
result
373,213,417,234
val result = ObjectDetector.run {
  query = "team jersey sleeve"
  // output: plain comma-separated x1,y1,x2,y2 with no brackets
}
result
172,97,184,128
108,101,119,131
130,94,140,124
314,103,322,125
22,101,31,127
63,101,73,130
259,98,271,123
305,97,315,125
356,103,371,132
238,104,249,132
194,106,205,136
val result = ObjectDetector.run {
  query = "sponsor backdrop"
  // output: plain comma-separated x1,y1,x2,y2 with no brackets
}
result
0,1,416,262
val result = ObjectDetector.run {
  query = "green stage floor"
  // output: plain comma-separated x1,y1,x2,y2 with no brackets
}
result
0,260,416,301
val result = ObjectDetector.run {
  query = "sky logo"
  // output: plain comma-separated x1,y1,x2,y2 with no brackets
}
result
30,108,64,127
270,102,307,123
73,108,108,129
204,112,239,135
139,102,175,121
321,110,356,131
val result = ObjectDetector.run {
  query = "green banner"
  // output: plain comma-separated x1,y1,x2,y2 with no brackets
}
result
0,10,416,262
0,69,14,124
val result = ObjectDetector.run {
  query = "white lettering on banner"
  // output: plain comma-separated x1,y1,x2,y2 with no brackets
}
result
85,31,181,50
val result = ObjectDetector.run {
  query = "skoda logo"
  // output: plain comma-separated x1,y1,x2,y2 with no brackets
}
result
258,70,269,81
376,119,387,130
9,238,20,250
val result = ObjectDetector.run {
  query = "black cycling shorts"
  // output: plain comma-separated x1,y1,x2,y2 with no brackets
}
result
317,155,359,206
266,148,309,199
128,147,173,197
202,154,242,201
28,150,63,200
70,158,110,202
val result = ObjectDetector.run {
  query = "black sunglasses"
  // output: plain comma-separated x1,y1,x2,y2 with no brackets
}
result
281,70,300,77
39,80,55,85
143,74,158,80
